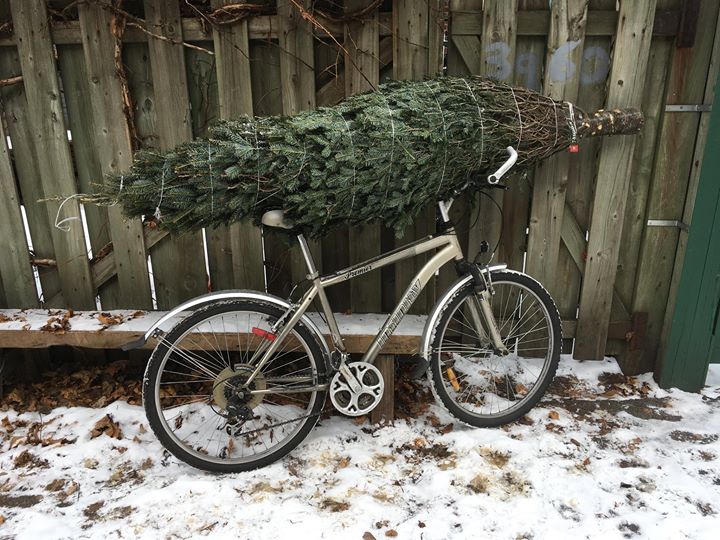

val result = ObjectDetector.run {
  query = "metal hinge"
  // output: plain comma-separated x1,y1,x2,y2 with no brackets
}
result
647,219,689,231
665,104,712,112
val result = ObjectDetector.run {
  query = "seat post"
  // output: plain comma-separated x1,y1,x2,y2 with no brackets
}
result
296,234,318,277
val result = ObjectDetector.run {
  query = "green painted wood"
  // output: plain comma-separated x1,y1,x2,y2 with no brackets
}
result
10,0,96,309
77,2,153,310
660,72,720,390
659,4,720,366
574,0,657,360
346,0,381,313
142,0,208,309
629,0,720,372
525,0,588,299
0,104,37,307
277,0,322,289
0,46,63,306
209,0,264,293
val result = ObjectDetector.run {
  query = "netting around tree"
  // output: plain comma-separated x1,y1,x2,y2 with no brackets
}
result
89,76,642,238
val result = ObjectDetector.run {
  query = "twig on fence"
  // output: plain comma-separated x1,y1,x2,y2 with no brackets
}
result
109,0,141,150
0,75,22,87
184,1,273,33
94,0,214,55
30,257,57,268
286,0,378,93
315,0,384,23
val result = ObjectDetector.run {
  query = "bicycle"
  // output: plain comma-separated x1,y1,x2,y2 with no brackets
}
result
127,147,562,472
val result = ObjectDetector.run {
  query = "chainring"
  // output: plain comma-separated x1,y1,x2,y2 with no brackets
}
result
329,361,384,417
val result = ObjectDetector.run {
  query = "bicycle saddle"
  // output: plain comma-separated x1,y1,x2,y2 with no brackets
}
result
261,209,295,230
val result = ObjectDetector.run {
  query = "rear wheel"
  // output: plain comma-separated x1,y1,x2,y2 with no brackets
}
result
143,299,328,473
428,270,561,427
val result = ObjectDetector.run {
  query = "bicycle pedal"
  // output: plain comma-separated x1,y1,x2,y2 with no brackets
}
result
329,361,384,417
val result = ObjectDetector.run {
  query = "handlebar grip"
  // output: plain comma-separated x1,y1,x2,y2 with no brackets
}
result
488,146,518,184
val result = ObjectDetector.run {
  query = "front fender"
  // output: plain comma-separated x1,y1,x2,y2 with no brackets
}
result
122,290,331,361
412,264,508,377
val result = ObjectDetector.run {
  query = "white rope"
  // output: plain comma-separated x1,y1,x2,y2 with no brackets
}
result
510,85,523,149
378,88,396,208
154,163,167,221
54,193,86,232
551,99,559,148
565,101,578,142
208,143,214,217
336,110,358,213
425,81,449,194
462,78,485,167
108,175,124,207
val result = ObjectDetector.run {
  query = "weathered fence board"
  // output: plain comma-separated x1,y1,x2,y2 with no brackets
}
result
574,0,657,360
525,0,588,299
0,109,36,307
10,0,96,310
345,0,382,313
78,3,154,310
142,0,208,309
209,0,264,293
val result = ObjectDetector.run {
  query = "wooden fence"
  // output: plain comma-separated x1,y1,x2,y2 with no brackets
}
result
0,0,718,375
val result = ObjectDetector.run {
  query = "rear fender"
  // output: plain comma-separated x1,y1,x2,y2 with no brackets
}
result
122,290,331,361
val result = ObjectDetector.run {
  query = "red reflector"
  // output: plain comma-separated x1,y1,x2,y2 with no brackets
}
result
569,143,579,153
251,327,276,341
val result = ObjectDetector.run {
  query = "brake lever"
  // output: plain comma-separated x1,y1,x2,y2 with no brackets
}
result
488,146,518,184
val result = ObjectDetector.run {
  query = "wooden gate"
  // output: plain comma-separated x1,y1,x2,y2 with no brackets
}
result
0,1,719,376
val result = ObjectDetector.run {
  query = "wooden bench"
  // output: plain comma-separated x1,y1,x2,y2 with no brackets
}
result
0,309,431,422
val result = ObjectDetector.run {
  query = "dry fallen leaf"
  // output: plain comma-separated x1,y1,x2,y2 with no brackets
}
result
90,414,123,440
0,514,5,525
548,410,560,420
362,533,377,540
385,530,398,537
98,312,124,327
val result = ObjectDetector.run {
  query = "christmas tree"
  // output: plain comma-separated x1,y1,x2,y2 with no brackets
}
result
90,76,642,238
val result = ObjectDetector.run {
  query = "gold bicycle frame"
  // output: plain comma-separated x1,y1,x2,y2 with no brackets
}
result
244,200,506,389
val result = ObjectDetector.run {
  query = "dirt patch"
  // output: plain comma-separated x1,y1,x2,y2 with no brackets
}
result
0,494,43,508
669,431,718,444
545,397,681,422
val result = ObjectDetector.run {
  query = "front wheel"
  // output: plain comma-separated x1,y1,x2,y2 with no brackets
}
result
428,270,561,427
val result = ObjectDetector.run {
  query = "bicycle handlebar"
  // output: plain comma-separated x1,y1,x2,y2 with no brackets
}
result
488,146,518,184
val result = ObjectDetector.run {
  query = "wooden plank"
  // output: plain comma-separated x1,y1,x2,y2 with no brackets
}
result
393,0,437,314
209,0,264,293
277,0,322,289
0,106,37,307
0,309,613,350
78,3,154,310
370,354,395,423
525,0,588,300
659,5,720,366
142,0,208,309
451,9,679,37
466,1,518,272
574,0,658,360
615,38,673,309
10,0,96,309
345,0,382,313
630,0,720,372
0,45,62,306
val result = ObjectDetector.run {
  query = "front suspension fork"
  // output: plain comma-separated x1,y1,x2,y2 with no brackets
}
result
456,261,509,356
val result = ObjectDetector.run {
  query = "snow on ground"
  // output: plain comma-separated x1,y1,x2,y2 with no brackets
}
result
1,356,719,540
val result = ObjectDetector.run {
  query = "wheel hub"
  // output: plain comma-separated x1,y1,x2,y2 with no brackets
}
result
213,364,266,411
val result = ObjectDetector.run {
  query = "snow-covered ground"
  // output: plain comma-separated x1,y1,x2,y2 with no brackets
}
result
1,356,719,540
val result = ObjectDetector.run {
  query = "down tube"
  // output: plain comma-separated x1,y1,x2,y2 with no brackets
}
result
362,244,459,365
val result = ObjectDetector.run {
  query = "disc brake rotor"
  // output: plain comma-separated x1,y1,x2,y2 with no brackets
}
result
213,364,267,411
